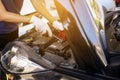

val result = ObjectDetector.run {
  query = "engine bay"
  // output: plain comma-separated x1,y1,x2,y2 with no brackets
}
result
16,28,76,69
106,12,120,53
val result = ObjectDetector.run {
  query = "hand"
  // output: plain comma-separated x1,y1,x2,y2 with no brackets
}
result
52,21,64,31
30,16,52,37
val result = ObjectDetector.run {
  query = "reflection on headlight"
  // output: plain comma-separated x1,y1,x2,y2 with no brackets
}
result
10,55,46,73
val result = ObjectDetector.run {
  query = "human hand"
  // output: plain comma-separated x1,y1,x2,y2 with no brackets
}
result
30,16,52,37
52,21,64,31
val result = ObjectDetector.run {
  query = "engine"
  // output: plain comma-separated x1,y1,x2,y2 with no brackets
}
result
17,28,76,67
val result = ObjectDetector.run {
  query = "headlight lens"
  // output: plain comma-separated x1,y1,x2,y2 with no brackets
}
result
1,41,55,74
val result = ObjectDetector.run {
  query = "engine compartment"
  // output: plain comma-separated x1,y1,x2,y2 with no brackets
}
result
106,12,120,53
17,28,76,69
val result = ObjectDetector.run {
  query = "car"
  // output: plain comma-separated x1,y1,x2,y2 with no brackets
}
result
1,0,120,80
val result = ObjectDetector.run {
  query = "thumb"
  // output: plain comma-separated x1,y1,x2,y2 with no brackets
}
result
47,27,53,37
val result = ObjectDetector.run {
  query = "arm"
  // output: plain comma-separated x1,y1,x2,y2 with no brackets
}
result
30,0,56,23
0,0,53,37
31,0,64,31
0,0,30,23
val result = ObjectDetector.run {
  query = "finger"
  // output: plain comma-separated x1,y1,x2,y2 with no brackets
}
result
37,26,43,33
58,23,64,30
35,27,39,31
47,27,52,37
41,29,46,34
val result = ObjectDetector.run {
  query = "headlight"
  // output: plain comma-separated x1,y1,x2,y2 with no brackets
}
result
1,41,55,74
